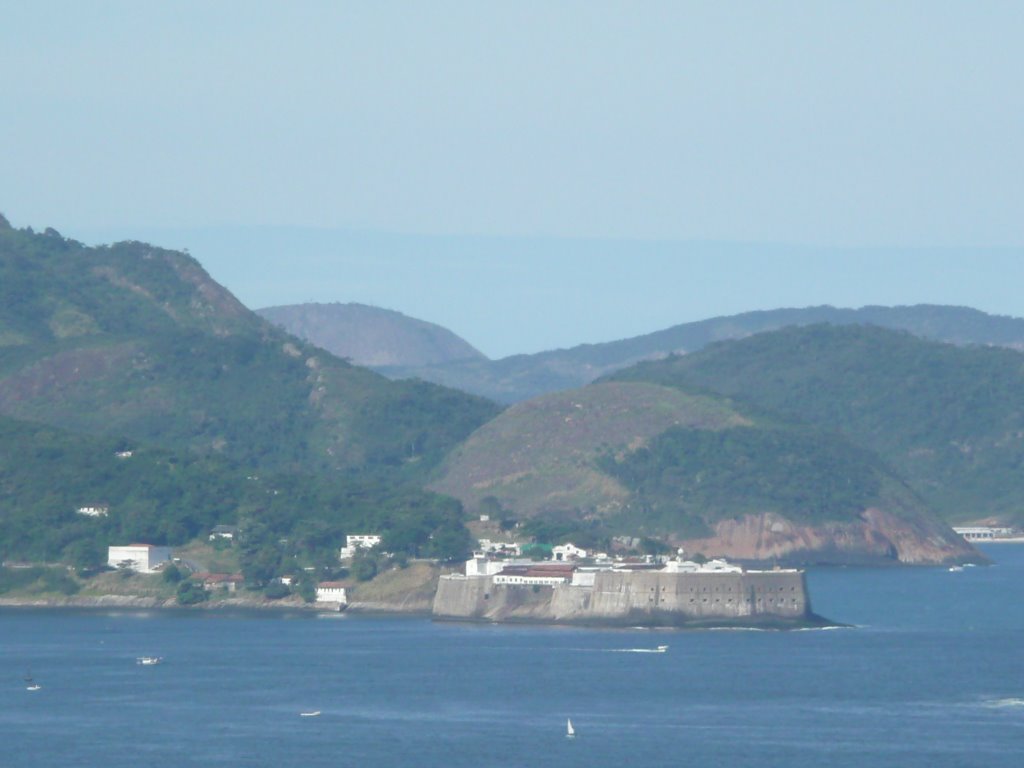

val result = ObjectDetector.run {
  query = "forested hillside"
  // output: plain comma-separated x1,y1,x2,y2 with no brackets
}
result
0,222,498,477
0,414,469,572
0,219,499,574
430,381,971,564
610,324,1024,524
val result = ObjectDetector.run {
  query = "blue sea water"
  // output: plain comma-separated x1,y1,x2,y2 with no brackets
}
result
2,545,1023,768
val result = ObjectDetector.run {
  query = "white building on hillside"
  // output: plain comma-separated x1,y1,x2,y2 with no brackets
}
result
466,555,516,577
107,544,172,573
316,582,348,605
76,505,109,517
339,534,382,560
552,543,587,561
208,525,239,541
952,526,1016,541
476,539,521,556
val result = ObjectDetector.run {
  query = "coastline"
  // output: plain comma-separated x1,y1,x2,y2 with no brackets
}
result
0,593,434,615
0,594,830,629
432,610,842,631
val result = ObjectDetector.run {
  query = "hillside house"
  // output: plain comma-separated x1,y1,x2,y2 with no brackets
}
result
476,539,521,556
76,505,109,517
194,572,244,592
552,543,587,561
339,534,382,560
208,525,239,541
316,582,348,605
107,544,172,573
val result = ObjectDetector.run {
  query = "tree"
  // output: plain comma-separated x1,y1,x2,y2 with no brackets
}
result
479,496,505,518
641,537,671,556
240,543,281,588
295,571,316,603
351,554,377,582
427,524,473,563
176,580,208,605
162,563,184,583
63,539,103,571
263,581,291,600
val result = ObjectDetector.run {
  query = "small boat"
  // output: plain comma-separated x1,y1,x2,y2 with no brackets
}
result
300,711,321,718
656,645,669,653
25,672,41,692
566,718,575,738
136,656,163,665
948,566,964,573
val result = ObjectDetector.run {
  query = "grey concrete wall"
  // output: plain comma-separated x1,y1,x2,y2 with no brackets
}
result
432,569,814,628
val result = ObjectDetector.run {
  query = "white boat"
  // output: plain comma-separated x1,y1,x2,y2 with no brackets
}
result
136,656,163,665
25,672,41,691
566,718,575,738
656,645,669,652
948,566,964,572
300,711,321,717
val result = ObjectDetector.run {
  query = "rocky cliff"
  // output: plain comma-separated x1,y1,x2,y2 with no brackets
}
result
678,509,981,566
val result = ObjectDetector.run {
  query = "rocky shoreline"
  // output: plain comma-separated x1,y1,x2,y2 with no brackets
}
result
0,594,428,614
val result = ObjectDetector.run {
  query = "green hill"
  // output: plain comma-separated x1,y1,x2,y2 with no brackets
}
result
0,222,498,478
0,219,500,572
383,304,1024,403
431,382,750,520
610,324,1024,524
0,414,468,568
430,381,970,564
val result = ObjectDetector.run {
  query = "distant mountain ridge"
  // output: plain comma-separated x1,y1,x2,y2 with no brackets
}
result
257,302,485,368
377,304,1024,402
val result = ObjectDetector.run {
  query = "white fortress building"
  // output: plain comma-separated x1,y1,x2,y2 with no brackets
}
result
952,526,1022,542
107,544,172,573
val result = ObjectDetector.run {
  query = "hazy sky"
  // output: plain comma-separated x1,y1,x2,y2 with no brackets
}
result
2,2,1022,357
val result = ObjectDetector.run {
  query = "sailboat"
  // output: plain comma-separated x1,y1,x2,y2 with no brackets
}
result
25,672,41,692
566,718,576,738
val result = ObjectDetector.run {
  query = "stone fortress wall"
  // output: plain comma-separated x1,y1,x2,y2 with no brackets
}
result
433,568,816,628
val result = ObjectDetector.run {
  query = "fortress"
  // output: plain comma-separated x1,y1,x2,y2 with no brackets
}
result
432,555,829,629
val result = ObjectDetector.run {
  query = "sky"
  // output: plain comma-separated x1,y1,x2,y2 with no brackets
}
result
1,2,1022,357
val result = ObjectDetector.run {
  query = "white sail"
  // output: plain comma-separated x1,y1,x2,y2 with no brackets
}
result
566,718,575,737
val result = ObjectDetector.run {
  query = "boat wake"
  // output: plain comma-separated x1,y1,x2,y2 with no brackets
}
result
980,697,1024,709
792,625,859,632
